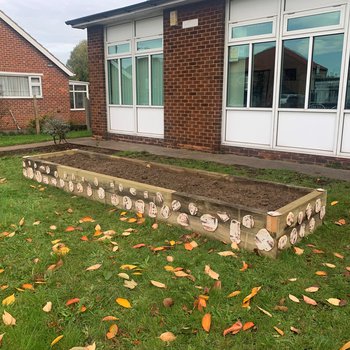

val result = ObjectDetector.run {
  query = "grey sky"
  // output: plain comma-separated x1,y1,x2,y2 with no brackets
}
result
0,0,144,64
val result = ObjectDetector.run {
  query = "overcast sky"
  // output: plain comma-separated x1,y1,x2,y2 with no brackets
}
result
0,0,144,64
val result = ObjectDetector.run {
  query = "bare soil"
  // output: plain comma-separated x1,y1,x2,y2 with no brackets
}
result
45,152,310,211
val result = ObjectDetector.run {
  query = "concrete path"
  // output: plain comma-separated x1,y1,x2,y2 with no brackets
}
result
1,137,349,181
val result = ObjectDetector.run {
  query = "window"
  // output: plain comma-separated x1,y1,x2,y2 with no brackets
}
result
108,43,130,55
0,74,42,98
136,38,163,52
69,82,89,110
231,21,273,39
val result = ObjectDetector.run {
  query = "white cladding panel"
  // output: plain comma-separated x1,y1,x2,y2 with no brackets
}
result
225,110,272,145
341,114,350,153
230,0,279,22
277,112,336,151
284,0,343,12
135,16,163,37
109,106,134,132
106,23,132,43
137,108,164,136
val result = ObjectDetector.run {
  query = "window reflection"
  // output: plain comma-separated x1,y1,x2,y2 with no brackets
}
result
280,38,309,108
287,11,340,32
309,34,343,109
232,22,273,39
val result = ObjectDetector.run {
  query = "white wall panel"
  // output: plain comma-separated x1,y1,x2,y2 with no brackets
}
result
230,0,279,22
225,110,272,145
277,111,336,151
135,16,163,37
109,106,134,132
285,0,342,12
137,108,164,135
106,23,132,43
341,113,350,153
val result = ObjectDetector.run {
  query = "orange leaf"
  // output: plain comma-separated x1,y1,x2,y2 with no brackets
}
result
133,243,146,249
204,265,219,280
150,280,167,289
294,247,304,255
227,290,241,298
335,219,346,226
102,315,119,321
330,201,338,206
339,340,350,350
303,295,317,306
65,226,75,232
240,261,248,272
315,271,327,276
79,216,95,223
202,313,211,332
184,242,194,251
242,321,255,331
223,320,242,336
81,235,89,241
312,249,325,254
242,286,261,306
128,218,137,223
334,252,344,259
106,324,118,339
116,297,132,308
66,298,80,306
22,283,34,290
274,326,284,336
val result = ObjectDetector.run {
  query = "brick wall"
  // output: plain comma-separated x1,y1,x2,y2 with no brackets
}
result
163,0,225,152
0,18,71,131
87,25,107,137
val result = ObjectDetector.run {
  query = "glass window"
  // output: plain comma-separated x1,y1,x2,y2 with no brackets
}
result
75,92,85,109
287,11,341,32
69,83,89,109
108,43,130,55
151,54,163,106
227,45,249,107
251,42,276,108
121,58,133,105
0,75,30,97
70,92,74,109
280,38,309,108
31,86,41,97
136,56,149,105
345,63,350,110
232,22,273,39
137,38,163,51
108,60,120,105
309,34,343,109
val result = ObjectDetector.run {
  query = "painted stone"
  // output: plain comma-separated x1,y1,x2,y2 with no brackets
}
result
130,188,137,196
289,228,298,245
59,179,65,188
98,187,105,199
111,194,119,206
71,174,76,181
319,206,326,220
177,213,190,227
34,162,37,169
299,223,306,238
160,205,171,219
156,192,164,204
286,212,294,226
110,182,114,188
45,166,50,174
172,200,181,211
148,202,157,218
77,183,84,193
39,165,45,172
278,235,288,250
23,168,28,178
93,177,99,186
229,220,241,244
255,229,274,252
51,178,57,186
54,171,59,178
86,185,93,197
135,200,145,214
43,176,49,185
306,203,312,220
315,198,321,213
27,167,34,179
297,211,304,225
217,212,230,222
188,203,198,216
22,161,26,167
35,171,42,183
242,215,254,228
309,217,316,233
200,214,218,232
123,196,132,210
144,191,149,199
68,181,74,192
119,184,124,192
63,172,67,180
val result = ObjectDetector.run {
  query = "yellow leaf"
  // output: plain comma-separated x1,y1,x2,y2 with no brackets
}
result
128,218,137,223
85,264,102,271
33,221,41,226
0,269,4,274
327,298,341,306
43,301,52,312
116,298,132,308
274,326,284,336
323,263,336,269
159,332,176,342
242,286,261,306
150,280,167,289
294,247,304,255
339,340,350,350
120,264,137,270
120,211,127,216
2,311,16,326
2,294,15,306
169,240,176,246
106,324,118,339
174,270,189,277
51,239,61,245
123,279,138,289
164,265,175,272
22,283,34,290
202,313,211,332
331,201,338,206
218,251,237,257
79,216,95,223
227,290,241,298
305,286,319,293
256,305,273,317
315,271,327,276
19,217,25,226
204,265,219,280
102,316,119,321
51,335,64,347
288,294,300,303
118,273,130,280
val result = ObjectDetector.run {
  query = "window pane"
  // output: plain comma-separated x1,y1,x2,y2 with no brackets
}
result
0,76,30,97
137,38,163,51
30,77,40,84
287,11,340,32
227,45,249,107
136,56,149,105
32,86,41,97
280,38,309,108
232,22,273,39
74,85,87,91
121,58,133,105
309,34,343,109
75,92,86,109
108,60,120,105
151,54,163,106
251,42,275,108
70,91,75,109
108,43,130,55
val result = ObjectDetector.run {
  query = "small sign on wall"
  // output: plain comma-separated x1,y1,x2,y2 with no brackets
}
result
182,18,198,29
170,11,178,26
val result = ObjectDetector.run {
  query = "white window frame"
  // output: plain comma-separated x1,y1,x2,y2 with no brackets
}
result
107,40,131,58
135,35,163,53
69,81,89,111
0,72,43,99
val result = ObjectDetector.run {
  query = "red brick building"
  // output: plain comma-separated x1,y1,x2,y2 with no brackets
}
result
67,0,350,167
0,11,87,130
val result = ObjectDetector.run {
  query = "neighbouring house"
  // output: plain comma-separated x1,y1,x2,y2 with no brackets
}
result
66,0,350,167
0,10,88,131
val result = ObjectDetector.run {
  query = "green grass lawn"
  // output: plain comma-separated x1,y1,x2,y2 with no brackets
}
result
0,130,92,147
0,152,349,349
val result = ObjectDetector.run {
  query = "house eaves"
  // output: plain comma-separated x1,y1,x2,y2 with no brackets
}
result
0,10,74,77
66,0,202,29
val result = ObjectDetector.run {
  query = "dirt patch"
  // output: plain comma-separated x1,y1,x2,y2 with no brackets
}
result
45,152,310,211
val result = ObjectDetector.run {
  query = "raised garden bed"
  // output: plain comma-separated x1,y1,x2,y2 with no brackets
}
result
22,149,327,258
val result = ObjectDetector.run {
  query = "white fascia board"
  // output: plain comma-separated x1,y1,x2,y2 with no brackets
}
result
0,10,74,77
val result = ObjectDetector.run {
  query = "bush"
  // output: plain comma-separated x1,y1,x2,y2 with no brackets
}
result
27,115,52,132
42,118,70,144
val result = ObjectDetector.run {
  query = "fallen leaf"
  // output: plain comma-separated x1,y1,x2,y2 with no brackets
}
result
327,298,341,306
346,267,350,272
243,322,255,331
202,313,211,332
289,294,300,303
2,311,16,326
102,316,119,321
43,302,52,312
49,225,57,230
85,264,102,271
150,280,167,289
240,261,248,272
123,279,138,290
204,265,219,280
227,290,241,298
242,286,261,307
303,295,317,306
65,226,75,232
339,340,350,350
159,332,176,342
290,326,301,334
305,286,319,293
79,216,95,223
116,298,132,308
218,251,237,257
66,298,80,306
163,298,174,308
323,263,336,269
81,235,89,241
312,249,325,254
0,269,4,274
231,242,240,250
294,247,304,255
257,306,273,317
33,221,41,226
133,243,146,249
106,324,118,339
274,305,288,312
19,217,25,226
184,242,194,251
22,283,34,290
120,264,138,270
223,320,242,336
51,335,64,347
118,273,130,280
274,326,284,336
166,256,174,262
335,219,346,226
0,333,4,346
212,280,222,290
174,270,189,278
334,252,344,259
331,201,338,206
2,294,15,306
151,223,158,230
128,218,137,223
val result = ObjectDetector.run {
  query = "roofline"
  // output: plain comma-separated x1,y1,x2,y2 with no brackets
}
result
66,0,200,29
0,10,74,77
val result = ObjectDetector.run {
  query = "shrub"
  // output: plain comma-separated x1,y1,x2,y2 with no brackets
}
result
42,118,70,144
27,115,52,132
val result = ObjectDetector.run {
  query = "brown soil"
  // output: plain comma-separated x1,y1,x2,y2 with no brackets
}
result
45,152,310,211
